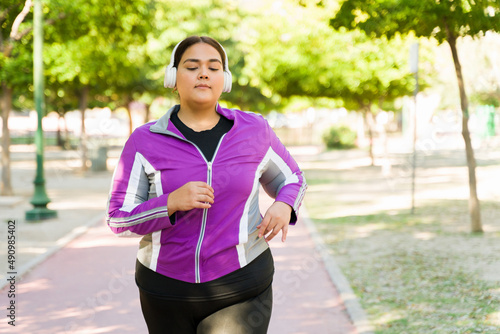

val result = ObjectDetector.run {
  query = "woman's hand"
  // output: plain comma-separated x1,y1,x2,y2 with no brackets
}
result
167,181,214,215
258,201,292,242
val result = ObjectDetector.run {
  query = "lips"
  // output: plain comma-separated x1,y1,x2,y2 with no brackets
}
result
195,84,211,89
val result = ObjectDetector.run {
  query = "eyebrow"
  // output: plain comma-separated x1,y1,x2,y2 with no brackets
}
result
183,58,222,65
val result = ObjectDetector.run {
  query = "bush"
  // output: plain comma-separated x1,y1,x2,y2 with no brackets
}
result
322,125,357,149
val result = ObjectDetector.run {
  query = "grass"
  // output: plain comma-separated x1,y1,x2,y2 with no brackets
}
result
303,159,500,333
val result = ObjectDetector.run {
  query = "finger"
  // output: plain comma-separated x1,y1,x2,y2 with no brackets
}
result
262,216,280,241
281,224,288,243
204,188,215,200
200,194,214,204
193,201,211,209
197,186,215,200
264,219,288,243
265,223,281,242
196,182,215,194
258,215,271,238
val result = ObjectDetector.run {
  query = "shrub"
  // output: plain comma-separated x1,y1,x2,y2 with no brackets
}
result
322,125,357,149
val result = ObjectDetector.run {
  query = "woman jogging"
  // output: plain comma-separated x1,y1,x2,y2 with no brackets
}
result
106,35,307,333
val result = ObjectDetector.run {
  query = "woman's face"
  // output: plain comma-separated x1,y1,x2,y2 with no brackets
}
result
176,42,225,108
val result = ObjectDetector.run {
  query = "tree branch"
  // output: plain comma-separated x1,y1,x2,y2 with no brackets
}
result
0,4,20,23
10,0,33,40
14,12,68,40
2,0,67,57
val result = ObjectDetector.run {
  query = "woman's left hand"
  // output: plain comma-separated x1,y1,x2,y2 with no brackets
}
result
258,201,292,242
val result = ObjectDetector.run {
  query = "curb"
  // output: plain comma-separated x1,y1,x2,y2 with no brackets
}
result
300,206,375,334
1,213,105,291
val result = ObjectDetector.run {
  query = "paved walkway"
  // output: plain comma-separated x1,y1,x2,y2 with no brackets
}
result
0,146,360,334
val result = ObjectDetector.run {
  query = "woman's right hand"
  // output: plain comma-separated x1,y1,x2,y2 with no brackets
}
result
167,181,214,215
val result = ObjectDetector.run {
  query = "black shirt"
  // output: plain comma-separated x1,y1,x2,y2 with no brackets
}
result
170,110,234,161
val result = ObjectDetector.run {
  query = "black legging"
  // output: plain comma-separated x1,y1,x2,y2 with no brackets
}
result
136,249,274,334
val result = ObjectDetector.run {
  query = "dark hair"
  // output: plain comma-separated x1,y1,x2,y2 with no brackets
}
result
173,36,226,69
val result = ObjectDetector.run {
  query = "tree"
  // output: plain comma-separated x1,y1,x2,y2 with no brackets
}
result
43,0,156,169
1,0,37,195
239,1,414,160
330,0,500,233
1,0,86,192
321,32,415,165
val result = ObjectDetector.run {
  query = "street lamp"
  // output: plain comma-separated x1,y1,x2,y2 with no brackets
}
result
26,0,57,221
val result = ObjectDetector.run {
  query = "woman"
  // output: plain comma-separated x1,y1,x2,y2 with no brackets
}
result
106,35,307,333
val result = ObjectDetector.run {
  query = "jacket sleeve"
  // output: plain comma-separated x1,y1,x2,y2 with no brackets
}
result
106,133,173,237
259,119,307,224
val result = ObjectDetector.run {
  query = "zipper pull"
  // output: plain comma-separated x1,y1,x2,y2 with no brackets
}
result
207,162,213,187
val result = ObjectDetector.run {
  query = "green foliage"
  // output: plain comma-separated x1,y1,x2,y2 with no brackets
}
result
8,0,495,118
238,1,416,115
44,0,157,112
0,1,35,91
322,125,357,149
331,0,500,43
471,92,500,108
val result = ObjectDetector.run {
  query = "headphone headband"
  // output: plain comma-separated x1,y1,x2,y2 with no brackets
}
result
164,39,232,93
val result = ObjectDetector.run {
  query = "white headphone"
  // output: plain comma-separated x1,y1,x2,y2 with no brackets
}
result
164,39,232,93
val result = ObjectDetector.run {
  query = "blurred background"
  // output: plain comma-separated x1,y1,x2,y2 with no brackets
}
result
1,0,499,161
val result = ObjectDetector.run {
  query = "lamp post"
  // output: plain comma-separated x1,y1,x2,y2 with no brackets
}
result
26,0,57,221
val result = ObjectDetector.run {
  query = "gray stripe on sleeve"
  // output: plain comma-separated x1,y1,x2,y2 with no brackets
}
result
108,207,169,227
135,166,150,203
259,159,286,199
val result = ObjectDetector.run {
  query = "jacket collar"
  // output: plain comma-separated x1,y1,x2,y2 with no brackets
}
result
149,103,236,136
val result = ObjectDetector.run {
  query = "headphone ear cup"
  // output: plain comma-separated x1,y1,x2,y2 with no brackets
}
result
223,70,232,93
164,65,177,88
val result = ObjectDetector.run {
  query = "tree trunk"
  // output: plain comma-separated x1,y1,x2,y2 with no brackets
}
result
79,86,89,171
364,107,375,166
56,111,64,148
1,83,14,196
446,28,483,233
62,112,71,150
126,106,133,136
144,103,151,124
57,110,70,150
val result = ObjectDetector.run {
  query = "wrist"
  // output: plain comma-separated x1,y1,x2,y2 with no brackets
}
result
276,201,292,213
167,193,177,216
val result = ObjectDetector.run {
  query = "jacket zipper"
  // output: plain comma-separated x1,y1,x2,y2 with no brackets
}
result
194,161,211,283
194,135,226,283
149,114,231,283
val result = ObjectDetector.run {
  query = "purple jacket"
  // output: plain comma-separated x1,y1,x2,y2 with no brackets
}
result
106,104,307,283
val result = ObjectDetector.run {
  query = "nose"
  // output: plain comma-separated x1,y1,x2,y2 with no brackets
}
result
198,67,209,80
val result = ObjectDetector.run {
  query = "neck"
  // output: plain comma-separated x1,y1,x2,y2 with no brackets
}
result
177,102,220,132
